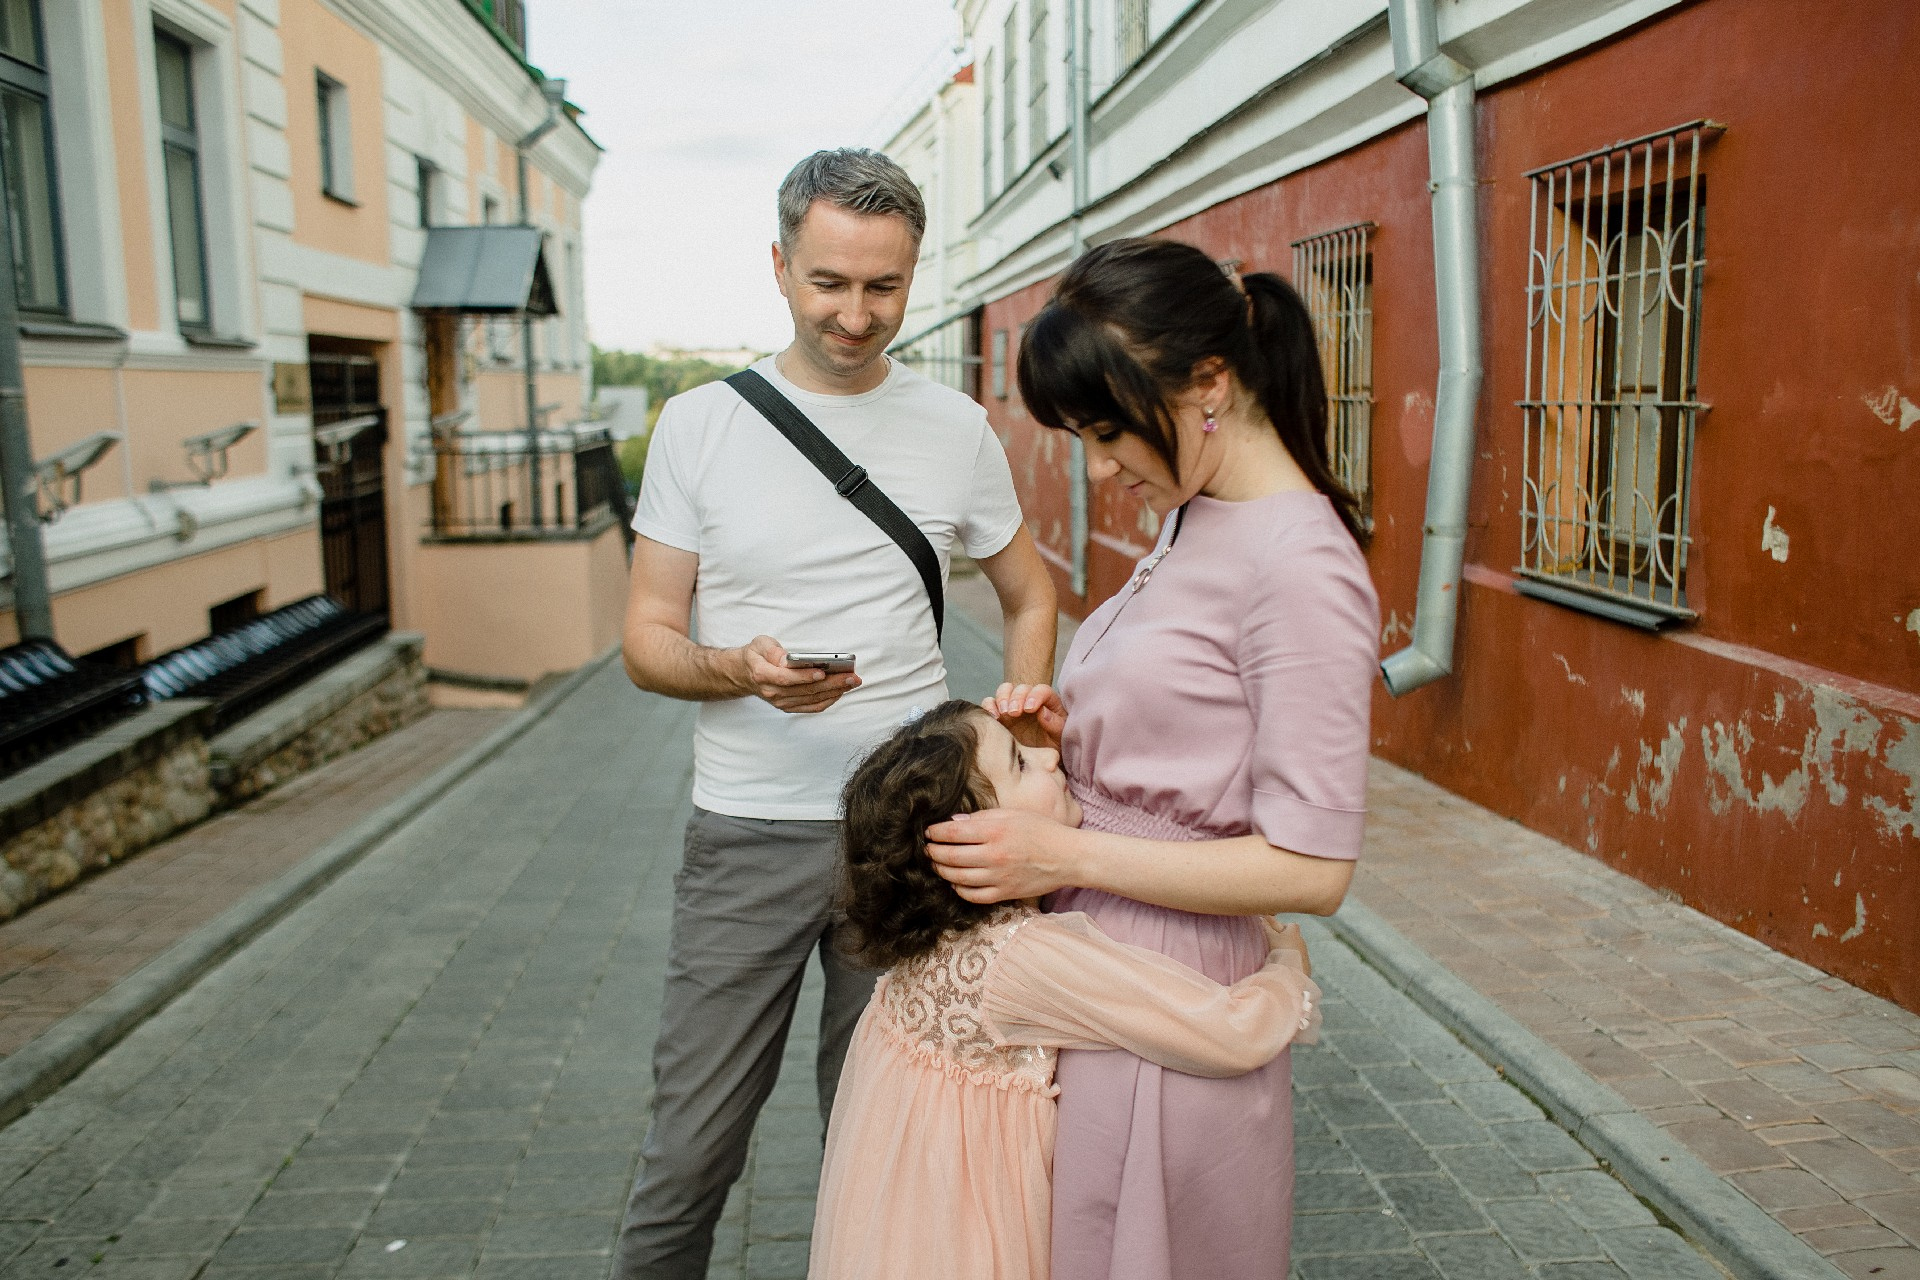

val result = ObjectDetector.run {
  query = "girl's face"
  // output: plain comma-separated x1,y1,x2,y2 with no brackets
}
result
972,715,1082,827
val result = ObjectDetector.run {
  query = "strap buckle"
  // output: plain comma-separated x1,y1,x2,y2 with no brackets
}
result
834,465,869,498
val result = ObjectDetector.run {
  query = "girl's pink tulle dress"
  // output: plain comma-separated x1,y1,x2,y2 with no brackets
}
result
1050,491,1379,1280
809,905,1319,1280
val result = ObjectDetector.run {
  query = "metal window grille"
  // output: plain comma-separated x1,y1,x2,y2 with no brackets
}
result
991,328,1009,399
1292,223,1374,525
1001,9,1019,187
1029,0,1049,155
1118,0,1148,66
1518,120,1720,623
891,310,984,397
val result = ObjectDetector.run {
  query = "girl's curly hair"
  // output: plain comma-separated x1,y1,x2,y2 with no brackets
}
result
837,700,998,969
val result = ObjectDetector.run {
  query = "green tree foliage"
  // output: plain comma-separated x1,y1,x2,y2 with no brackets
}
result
593,346,744,431
594,346,753,490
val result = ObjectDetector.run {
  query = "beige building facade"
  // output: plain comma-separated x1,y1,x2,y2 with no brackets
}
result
0,0,614,684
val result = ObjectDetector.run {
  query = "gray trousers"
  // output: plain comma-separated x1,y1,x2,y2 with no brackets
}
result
612,808,877,1279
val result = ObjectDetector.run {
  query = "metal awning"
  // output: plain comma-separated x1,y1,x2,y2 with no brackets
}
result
410,225,558,316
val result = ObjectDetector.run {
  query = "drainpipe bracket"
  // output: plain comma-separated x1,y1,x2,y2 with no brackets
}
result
1397,53,1471,101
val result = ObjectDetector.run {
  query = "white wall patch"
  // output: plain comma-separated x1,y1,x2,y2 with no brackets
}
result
1761,506,1790,562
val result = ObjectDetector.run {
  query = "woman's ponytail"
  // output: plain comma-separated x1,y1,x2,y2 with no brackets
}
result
1238,272,1369,548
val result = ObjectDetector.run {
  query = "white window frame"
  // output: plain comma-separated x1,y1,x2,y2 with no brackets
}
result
144,0,254,343
315,68,354,203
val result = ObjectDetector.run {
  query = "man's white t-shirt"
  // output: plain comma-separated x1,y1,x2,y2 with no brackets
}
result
632,355,1024,820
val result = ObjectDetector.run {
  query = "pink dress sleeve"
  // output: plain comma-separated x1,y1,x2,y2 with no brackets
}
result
981,912,1321,1078
1239,526,1379,859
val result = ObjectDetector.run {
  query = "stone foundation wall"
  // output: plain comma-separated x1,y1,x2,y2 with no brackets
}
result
220,652,429,804
0,634,430,921
0,737,212,921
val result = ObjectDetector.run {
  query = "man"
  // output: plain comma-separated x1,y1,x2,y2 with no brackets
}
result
612,148,1058,1278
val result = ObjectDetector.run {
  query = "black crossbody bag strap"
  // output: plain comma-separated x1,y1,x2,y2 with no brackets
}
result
725,369,944,641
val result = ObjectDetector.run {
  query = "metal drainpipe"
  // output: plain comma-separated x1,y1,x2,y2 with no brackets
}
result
0,226,53,640
1379,0,1483,696
1065,0,1091,597
516,84,563,529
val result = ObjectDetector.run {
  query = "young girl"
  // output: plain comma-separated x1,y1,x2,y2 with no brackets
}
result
810,701,1320,1280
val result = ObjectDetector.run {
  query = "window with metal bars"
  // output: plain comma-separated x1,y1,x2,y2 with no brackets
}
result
1517,121,1719,627
1117,0,1148,67
1029,0,1049,156
1292,225,1375,525
1001,9,1019,188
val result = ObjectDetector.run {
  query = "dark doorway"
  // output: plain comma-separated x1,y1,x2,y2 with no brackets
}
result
308,339,391,618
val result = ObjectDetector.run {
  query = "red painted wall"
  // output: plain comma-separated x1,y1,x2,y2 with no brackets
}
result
980,0,1920,1009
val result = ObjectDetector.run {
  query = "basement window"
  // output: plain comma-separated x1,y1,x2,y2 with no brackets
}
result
1292,223,1375,528
1516,120,1721,628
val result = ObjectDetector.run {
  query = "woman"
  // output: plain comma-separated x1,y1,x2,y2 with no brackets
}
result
926,237,1379,1280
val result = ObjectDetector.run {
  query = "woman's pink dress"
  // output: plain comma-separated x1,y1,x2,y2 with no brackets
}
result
810,907,1319,1280
1050,491,1379,1280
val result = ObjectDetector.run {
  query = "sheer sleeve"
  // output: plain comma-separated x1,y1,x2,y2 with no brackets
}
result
982,913,1320,1078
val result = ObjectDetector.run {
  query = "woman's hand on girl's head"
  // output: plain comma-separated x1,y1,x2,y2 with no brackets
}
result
983,683,1067,751
926,808,1081,904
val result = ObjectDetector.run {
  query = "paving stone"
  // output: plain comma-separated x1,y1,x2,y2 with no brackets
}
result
1298,1254,1441,1279
1340,1126,1443,1176
1418,1233,1529,1280
1483,1199,1606,1263
1490,1120,1600,1172
1296,1170,1388,1212
207,1225,358,1267
1394,1102,1495,1150
1312,1086,1401,1131
1595,1226,1726,1279
1293,1208,1420,1256
1431,1143,1540,1199
1376,1174,1488,1235
486,1213,616,1257
1536,1170,1657,1230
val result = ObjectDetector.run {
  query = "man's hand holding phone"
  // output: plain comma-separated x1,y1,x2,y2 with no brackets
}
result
738,636,860,714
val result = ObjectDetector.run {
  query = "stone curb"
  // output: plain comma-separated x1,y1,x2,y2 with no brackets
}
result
0,646,620,1132
1325,900,1848,1280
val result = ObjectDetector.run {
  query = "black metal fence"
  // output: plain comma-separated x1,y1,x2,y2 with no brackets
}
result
429,426,632,540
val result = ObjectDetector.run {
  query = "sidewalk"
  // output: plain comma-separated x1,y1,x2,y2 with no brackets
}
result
0,707,510,1058
951,585,1919,1279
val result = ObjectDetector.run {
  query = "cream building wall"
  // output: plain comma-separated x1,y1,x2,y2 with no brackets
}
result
0,0,602,677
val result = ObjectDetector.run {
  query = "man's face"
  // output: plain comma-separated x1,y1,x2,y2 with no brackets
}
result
773,201,918,388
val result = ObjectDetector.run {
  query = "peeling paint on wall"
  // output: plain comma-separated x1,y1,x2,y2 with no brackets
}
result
1864,719,1920,839
1761,506,1790,562
1628,720,1687,816
1863,385,1920,431
1620,686,1646,716
1840,893,1867,942
1381,610,1412,646
1906,608,1920,647
1553,653,1589,685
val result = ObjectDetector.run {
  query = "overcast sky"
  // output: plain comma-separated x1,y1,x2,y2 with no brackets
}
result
532,1,962,356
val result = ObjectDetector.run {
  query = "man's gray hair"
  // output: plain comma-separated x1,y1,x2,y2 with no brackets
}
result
777,148,926,250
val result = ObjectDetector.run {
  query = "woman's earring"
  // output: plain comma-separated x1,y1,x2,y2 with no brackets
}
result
1202,406,1219,434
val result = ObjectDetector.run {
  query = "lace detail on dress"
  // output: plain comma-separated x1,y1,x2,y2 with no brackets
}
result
878,906,1056,1094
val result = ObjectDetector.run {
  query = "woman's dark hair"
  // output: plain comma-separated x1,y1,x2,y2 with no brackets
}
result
837,700,998,969
1015,236,1368,546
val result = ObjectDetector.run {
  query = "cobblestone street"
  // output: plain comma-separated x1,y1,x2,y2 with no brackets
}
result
0,623,1725,1279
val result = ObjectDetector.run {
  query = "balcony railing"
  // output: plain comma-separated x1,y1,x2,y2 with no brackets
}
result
428,425,631,541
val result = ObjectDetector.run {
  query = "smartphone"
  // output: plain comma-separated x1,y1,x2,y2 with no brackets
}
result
783,651,857,675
